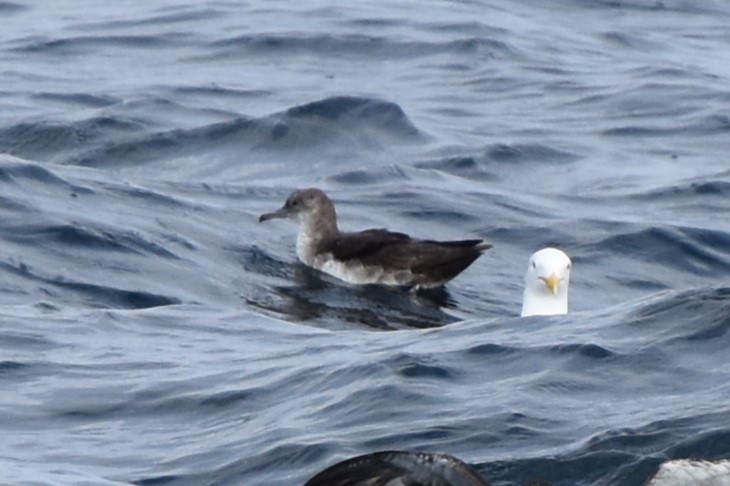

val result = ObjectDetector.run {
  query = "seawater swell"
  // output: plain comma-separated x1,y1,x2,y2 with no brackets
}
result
0,97,426,177
116,287,730,486
589,225,730,275
1,1,730,485
206,32,515,61
0,156,187,310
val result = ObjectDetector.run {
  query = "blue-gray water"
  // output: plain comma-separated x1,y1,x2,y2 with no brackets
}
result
1,1,729,485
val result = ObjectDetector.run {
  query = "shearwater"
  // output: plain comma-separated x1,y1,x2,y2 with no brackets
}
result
259,188,490,289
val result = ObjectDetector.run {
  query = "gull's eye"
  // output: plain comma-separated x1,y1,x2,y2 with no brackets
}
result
531,261,536,269
291,199,299,207
566,263,571,270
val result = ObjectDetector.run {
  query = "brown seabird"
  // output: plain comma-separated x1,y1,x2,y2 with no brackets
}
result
303,450,491,486
259,188,491,289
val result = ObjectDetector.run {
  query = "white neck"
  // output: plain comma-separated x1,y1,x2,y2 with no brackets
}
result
521,287,568,317
294,212,337,266
296,224,318,265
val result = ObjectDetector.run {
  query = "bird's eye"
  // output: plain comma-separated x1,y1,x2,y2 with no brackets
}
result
531,261,536,269
291,200,299,207
566,263,571,270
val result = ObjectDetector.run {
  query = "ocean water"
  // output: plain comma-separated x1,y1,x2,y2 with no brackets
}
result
1,0,729,485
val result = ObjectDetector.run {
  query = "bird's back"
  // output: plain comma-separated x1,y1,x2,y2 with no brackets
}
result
323,230,490,287
304,450,491,486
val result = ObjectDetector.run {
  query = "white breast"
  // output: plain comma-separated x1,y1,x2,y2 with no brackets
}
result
296,229,317,266
521,286,569,317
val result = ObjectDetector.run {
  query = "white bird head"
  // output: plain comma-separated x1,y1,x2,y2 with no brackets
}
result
521,247,571,317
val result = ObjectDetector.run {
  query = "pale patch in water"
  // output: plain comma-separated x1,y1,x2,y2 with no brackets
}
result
647,459,730,486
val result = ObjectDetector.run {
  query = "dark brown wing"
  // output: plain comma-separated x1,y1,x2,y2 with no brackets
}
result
327,229,413,262
409,240,490,274
325,229,489,284
303,450,491,486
